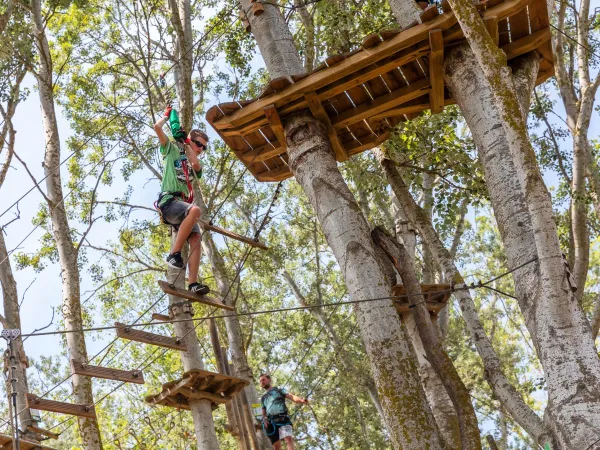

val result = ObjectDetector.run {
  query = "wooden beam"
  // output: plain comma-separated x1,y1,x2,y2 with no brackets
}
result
428,29,444,114
331,78,430,129
179,387,230,404
70,359,145,385
239,141,283,163
263,105,287,150
152,313,171,322
26,425,59,440
114,322,188,351
484,15,499,46
197,219,268,250
501,28,551,60
158,280,235,310
25,394,96,419
255,165,292,182
304,91,348,161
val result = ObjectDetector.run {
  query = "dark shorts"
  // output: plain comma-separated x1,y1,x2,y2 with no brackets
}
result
264,415,293,445
159,198,200,234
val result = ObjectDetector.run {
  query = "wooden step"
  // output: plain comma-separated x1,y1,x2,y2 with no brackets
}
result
198,219,268,250
71,359,145,385
26,425,59,440
393,283,451,316
158,281,235,311
25,393,96,419
145,369,249,410
114,322,187,351
152,313,171,322
0,433,57,450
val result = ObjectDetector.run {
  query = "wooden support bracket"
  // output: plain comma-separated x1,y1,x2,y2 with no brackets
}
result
158,280,235,311
71,359,145,385
25,394,96,419
198,219,268,250
26,425,59,440
428,29,444,114
304,91,348,162
484,15,499,46
263,105,287,151
501,28,551,60
152,313,171,322
114,322,188,351
240,141,283,163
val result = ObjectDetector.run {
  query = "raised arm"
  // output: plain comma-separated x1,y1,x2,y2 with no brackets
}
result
153,107,172,147
184,144,202,172
285,393,308,404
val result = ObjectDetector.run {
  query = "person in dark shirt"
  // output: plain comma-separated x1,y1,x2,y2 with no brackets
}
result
259,373,308,449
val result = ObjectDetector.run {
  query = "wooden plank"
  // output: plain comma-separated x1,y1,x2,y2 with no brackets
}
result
197,219,268,250
70,359,145,385
114,322,188,351
508,6,530,41
331,78,430,129
239,141,283,163
158,280,235,311
428,29,444,114
256,165,292,182
152,313,171,322
0,434,57,450
179,387,230,404
263,105,286,150
26,425,59,440
501,28,550,60
371,96,456,120
485,15,499,46
304,91,348,161
394,301,447,313
25,394,96,419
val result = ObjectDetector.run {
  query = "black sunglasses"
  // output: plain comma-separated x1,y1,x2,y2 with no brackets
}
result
192,140,206,150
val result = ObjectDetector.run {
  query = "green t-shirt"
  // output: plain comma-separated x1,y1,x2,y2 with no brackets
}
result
261,387,288,416
159,141,202,205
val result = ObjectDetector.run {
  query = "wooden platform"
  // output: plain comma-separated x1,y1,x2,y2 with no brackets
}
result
158,281,234,311
0,434,57,450
26,425,59,440
25,393,97,419
145,369,249,410
393,283,451,316
206,0,553,182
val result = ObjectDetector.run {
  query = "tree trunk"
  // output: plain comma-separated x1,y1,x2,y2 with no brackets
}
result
373,227,482,450
31,1,103,447
0,231,35,435
195,189,271,449
243,2,443,447
444,40,600,448
375,147,556,446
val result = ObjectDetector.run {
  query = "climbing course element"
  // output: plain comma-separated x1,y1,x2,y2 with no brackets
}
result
393,283,451,317
145,369,249,410
25,394,97,419
206,0,553,182
158,281,235,311
152,313,171,322
197,219,269,250
26,425,59,440
70,359,145,385
0,433,57,450
114,322,188,351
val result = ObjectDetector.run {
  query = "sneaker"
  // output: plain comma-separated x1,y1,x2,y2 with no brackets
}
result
166,252,184,269
189,283,210,295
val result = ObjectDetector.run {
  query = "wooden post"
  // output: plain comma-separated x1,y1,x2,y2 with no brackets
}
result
209,319,227,374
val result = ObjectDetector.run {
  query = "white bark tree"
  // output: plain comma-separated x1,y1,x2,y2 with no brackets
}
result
240,2,444,448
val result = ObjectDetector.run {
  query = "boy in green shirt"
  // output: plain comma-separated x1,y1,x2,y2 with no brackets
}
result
153,107,210,295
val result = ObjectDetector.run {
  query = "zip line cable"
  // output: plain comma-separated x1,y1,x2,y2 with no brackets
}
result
0,1,240,224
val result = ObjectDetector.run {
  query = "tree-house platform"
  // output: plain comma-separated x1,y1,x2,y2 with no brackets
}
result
393,283,451,316
145,369,249,410
0,433,57,450
206,0,553,182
